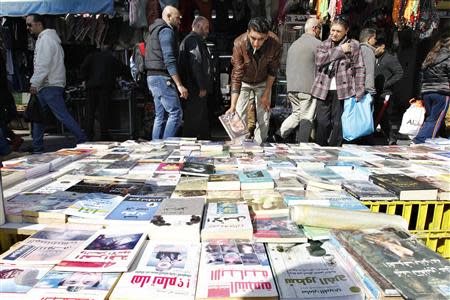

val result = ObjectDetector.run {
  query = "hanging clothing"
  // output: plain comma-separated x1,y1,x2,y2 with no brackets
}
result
129,0,149,28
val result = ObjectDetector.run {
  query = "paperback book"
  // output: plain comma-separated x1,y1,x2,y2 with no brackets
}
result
0,227,97,265
0,264,52,299
369,174,439,200
219,113,249,140
110,241,201,300
55,230,147,272
238,170,274,190
253,216,307,243
196,240,277,300
64,193,124,220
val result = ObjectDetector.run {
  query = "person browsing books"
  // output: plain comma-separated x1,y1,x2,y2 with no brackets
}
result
226,17,282,144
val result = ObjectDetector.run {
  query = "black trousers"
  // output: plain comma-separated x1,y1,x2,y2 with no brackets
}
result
182,94,210,139
85,87,112,141
315,91,344,146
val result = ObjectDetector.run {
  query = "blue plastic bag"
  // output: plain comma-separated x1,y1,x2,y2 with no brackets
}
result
341,93,374,141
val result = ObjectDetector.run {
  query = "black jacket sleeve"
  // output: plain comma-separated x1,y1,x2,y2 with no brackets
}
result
384,54,403,90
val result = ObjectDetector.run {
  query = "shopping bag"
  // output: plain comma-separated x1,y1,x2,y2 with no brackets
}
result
399,98,425,137
23,94,45,123
341,93,374,141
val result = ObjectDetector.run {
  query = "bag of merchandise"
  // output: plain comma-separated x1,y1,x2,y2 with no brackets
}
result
341,93,374,141
399,99,425,138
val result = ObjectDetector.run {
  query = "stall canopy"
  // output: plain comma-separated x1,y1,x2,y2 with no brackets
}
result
0,0,114,16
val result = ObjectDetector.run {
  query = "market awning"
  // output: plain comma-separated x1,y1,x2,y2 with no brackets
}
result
0,0,114,16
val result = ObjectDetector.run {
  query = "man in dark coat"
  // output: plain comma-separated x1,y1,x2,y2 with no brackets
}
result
374,41,404,145
80,45,125,141
178,16,212,139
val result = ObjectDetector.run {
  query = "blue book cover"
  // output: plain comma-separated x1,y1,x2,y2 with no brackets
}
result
238,170,273,183
105,195,166,221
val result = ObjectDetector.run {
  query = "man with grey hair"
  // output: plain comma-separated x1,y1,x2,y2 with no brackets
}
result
277,17,322,142
359,28,377,95
178,16,212,139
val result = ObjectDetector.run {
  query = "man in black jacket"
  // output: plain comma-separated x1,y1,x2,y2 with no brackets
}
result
80,46,125,141
179,16,212,139
374,42,404,145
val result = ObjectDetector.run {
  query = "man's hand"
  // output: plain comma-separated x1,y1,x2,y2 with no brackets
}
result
225,106,236,115
260,94,271,112
375,44,385,57
199,89,207,98
341,42,351,54
177,84,188,99
30,86,38,95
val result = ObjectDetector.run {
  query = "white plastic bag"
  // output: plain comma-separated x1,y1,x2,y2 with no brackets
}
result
399,99,425,138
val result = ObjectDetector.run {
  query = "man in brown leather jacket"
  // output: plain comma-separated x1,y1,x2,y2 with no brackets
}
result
226,17,282,144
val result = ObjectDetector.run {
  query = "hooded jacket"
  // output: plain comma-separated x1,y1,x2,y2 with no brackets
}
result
30,29,66,90
420,48,450,96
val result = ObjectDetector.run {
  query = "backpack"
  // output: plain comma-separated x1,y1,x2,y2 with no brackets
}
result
131,43,146,88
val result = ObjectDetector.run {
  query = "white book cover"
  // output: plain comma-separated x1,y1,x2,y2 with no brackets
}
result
266,242,363,300
55,230,147,272
0,263,52,299
149,198,204,242
64,193,124,219
196,240,278,300
32,175,83,194
110,241,201,300
0,228,97,265
201,202,253,241
27,270,121,300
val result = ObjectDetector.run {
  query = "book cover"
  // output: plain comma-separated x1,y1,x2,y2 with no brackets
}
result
196,240,277,300
155,163,183,174
238,170,274,190
342,180,399,201
64,193,124,219
110,241,201,300
219,113,249,140
207,174,241,191
55,230,147,272
104,195,166,223
0,228,97,265
184,156,215,165
146,173,181,186
201,202,253,241
175,177,208,191
180,162,215,177
149,198,205,241
332,228,450,299
369,174,439,200
0,264,52,299
28,270,121,300
274,176,305,190
242,190,289,217
253,216,307,243
266,242,363,300
32,175,83,194
5,194,51,222
21,191,84,220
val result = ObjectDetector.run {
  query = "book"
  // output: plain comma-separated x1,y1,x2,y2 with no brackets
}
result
180,162,215,177
64,193,124,220
274,176,305,190
146,173,181,186
342,180,399,201
103,195,166,225
149,197,205,242
55,230,147,272
154,163,183,174
415,175,450,200
110,241,201,300
4,193,51,222
297,167,344,191
369,174,439,200
301,225,331,241
184,156,215,165
175,177,208,191
238,170,274,190
0,227,97,265
207,174,241,191
28,270,121,300
196,240,278,300
219,113,249,140
253,216,307,243
1,169,25,188
242,190,289,217
266,242,363,300
32,175,83,194
0,264,52,299
201,202,253,241
332,228,450,299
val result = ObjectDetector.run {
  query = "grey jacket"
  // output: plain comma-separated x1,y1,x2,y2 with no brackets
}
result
286,33,321,93
360,43,376,95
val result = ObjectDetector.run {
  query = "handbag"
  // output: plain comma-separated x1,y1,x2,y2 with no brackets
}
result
23,94,46,123
399,98,425,138
341,93,374,141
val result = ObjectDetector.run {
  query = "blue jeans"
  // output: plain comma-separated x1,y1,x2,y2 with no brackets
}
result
32,87,86,152
413,93,449,144
147,75,182,140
